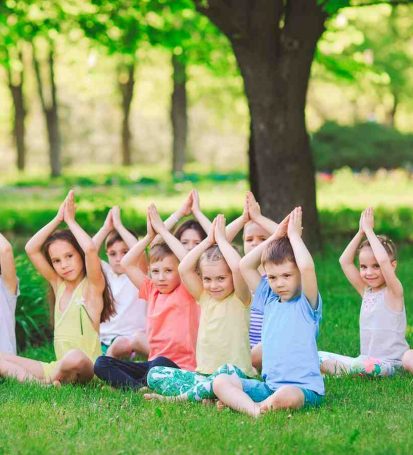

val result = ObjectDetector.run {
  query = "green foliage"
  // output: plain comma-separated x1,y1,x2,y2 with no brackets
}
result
312,121,413,172
14,255,50,350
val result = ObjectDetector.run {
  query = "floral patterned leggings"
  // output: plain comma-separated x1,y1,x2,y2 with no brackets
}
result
147,363,250,402
318,351,400,376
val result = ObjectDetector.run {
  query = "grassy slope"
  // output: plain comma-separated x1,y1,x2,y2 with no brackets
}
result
2,246,413,454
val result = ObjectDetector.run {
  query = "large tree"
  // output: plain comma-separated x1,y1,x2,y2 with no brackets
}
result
194,0,412,247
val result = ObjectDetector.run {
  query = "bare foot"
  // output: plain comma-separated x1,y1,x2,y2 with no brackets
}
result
216,400,227,411
138,386,150,393
53,380,62,388
144,393,166,401
202,399,216,406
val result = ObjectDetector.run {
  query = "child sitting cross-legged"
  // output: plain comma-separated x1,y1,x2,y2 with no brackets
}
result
93,206,149,359
93,206,200,389
212,207,324,417
319,208,409,376
144,211,255,403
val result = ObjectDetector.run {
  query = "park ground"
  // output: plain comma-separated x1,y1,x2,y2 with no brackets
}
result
1,167,413,454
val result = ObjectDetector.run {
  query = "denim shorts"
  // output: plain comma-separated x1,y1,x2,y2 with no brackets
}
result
239,378,323,407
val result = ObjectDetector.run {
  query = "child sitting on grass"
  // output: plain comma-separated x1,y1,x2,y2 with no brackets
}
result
0,233,19,355
0,191,115,385
93,206,200,389
93,206,148,359
144,211,255,403
319,207,409,376
212,207,324,417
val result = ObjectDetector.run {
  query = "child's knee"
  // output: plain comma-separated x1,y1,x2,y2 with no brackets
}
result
61,349,91,372
212,373,236,394
109,337,132,357
273,386,304,409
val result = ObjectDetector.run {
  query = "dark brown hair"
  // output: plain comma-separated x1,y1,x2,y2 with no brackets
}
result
149,242,177,264
105,229,136,250
174,220,206,242
261,237,296,267
358,235,397,260
43,229,115,323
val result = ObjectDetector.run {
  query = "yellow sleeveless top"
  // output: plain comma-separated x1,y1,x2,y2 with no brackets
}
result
53,277,102,362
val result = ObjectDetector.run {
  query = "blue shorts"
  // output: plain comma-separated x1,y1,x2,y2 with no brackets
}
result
239,378,323,407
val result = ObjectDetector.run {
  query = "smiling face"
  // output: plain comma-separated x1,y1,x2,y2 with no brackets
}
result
243,222,269,255
48,239,85,282
149,254,181,294
106,240,129,275
200,259,234,301
264,260,301,302
359,246,394,290
179,228,203,252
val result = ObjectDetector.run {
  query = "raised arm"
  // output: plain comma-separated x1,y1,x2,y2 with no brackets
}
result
148,204,188,261
226,197,249,243
247,191,278,234
121,209,155,289
25,199,65,288
92,208,114,251
191,189,212,234
0,233,18,295
240,214,290,292
215,215,250,305
287,207,318,308
178,219,216,300
151,191,193,245
339,210,366,296
362,207,403,305
64,191,105,292
111,206,138,249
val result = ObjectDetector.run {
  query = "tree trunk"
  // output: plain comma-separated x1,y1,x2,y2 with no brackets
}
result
6,49,26,171
196,0,326,248
32,42,61,177
118,61,136,166
171,53,188,176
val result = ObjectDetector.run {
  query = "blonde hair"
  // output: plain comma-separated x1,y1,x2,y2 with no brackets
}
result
149,242,176,264
198,245,228,272
358,235,397,260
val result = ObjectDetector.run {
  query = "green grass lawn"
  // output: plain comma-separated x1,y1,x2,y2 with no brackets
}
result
2,245,413,454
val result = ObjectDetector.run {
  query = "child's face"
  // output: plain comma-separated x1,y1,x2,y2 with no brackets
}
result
48,240,84,282
359,246,394,289
201,259,234,301
150,255,181,294
180,228,203,252
243,222,268,255
264,260,301,302
106,240,129,275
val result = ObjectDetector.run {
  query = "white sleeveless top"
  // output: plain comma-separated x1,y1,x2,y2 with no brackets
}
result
360,287,409,362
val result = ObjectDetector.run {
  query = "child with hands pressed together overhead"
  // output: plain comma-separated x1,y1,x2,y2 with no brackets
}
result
0,233,19,355
93,204,199,389
144,213,255,403
93,206,148,359
212,207,324,417
319,207,409,377
0,191,115,386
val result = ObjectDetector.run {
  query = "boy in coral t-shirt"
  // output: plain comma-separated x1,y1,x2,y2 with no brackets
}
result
94,208,199,389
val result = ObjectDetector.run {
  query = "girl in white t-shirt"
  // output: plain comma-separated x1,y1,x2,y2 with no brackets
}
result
0,233,19,355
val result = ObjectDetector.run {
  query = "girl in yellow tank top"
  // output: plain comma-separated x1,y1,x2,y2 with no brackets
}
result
0,191,115,386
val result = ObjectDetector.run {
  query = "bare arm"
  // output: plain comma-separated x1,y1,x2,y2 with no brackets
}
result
92,208,114,251
226,197,249,243
215,215,250,305
339,211,366,296
112,206,138,249
191,189,212,234
362,207,403,305
247,191,278,234
25,199,65,288
64,191,105,292
240,214,290,292
151,191,193,245
287,207,318,308
178,219,216,300
121,211,155,289
0,233,18,294
148,204,187,261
